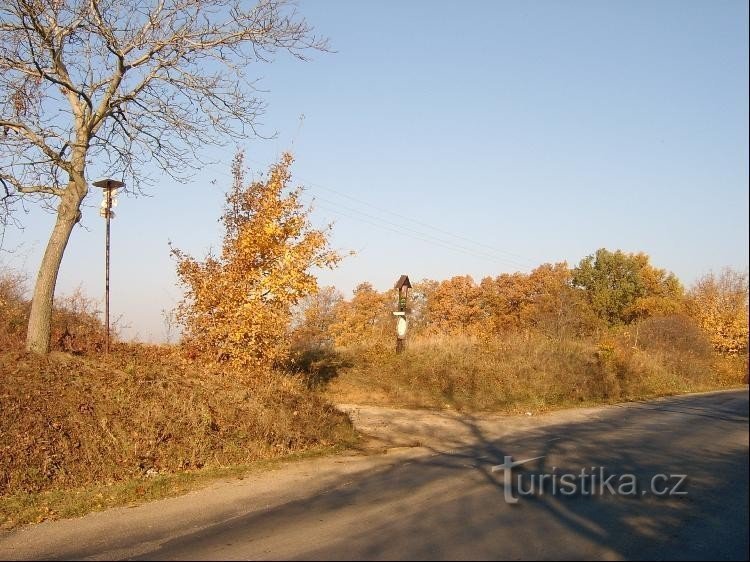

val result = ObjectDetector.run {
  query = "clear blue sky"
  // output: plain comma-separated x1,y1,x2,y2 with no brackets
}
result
3,0,748,341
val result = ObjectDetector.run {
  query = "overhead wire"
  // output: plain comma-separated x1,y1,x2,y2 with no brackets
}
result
297,177,536,268
307,195,531,270
300,194,533,271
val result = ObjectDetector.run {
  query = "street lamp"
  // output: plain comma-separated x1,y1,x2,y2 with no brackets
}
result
93,177,124,354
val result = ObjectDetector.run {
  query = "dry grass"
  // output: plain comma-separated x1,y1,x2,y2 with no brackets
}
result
0,270,358,529
0,344,357,500
323,318,747,412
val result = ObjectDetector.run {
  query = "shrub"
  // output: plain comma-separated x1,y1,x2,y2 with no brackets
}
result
323,329,741,412
0,270,108,353
688,268,749,354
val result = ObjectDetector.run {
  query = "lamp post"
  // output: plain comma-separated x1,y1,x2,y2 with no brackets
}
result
93,178,124,354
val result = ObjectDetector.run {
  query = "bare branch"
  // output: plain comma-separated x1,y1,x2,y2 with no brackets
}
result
0,119,73,172
0,0,327,226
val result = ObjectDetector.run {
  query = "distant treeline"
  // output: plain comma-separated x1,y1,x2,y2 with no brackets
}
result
292,248,748,356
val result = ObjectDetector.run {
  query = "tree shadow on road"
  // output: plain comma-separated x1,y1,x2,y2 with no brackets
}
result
134,392,749,561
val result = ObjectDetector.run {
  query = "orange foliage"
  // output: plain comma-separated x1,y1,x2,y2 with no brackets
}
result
172,152,342,368
421,264,598,338
290,286,343,350
328,283,393,347
688,268,749,354
424,275,486,336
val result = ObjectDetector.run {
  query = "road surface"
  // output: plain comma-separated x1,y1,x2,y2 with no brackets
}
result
1,389,747,560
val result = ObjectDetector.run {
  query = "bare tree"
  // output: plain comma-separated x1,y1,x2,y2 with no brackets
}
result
0,0,327,353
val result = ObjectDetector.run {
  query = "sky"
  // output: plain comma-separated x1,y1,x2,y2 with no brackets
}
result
2,0,748,342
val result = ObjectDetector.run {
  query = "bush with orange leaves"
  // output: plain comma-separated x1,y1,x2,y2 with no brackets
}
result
171,152,342,369
687,268,748,355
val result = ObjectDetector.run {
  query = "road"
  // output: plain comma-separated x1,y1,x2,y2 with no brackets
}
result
1,389,747,560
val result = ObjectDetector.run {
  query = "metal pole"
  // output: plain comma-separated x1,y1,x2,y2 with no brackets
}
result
104,184,111,354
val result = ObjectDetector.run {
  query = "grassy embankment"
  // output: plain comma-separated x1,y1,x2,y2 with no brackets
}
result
0,269,358,528
0,345,357,529
296,318,748,412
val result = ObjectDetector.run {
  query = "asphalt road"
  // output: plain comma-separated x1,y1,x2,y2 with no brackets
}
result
1,389,748,560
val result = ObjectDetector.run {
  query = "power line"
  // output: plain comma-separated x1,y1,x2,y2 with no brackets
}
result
302,196,532,271
297,176,536,267
311,200,504,263
306,194,532,270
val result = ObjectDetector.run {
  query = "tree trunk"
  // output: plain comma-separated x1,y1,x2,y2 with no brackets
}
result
25,182,85,354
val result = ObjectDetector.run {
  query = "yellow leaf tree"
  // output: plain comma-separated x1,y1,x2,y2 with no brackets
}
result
290,286,343,351
328,283,393,347
688,268,748,354
172,152,341,368
478,263,599,338
424,275,487,336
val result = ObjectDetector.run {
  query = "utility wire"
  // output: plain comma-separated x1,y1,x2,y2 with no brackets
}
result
304,193,532,270
302,196,532,271
297,177,536,267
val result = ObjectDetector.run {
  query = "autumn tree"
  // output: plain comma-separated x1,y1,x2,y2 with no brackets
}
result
478,263,598,338
479,272,530,333
172,152,341,369
290,286,343,351
424,275,487,336
687,268,748,354
0,267,28,346
572,249,684,326
328,283,393,347
0,0,327,353
407,278,439,336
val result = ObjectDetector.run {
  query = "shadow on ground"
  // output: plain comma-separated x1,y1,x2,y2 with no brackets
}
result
124,391,749,561
287,347,353,389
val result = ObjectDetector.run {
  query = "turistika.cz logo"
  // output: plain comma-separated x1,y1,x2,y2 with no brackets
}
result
492,456,688,504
